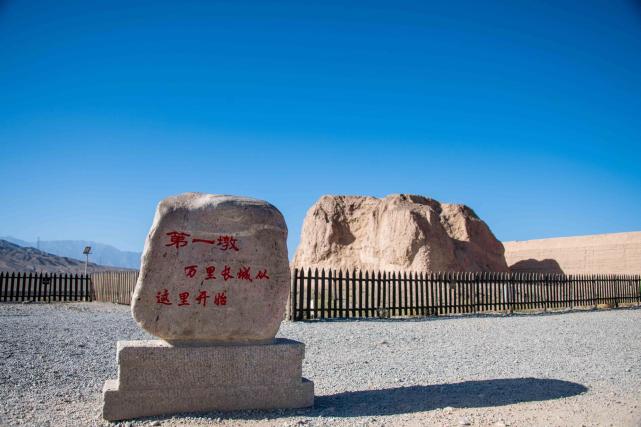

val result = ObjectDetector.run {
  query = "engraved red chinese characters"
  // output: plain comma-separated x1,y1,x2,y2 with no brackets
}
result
165,231,190,251
132,193,290,342
167,232,241,252
156,289,172,305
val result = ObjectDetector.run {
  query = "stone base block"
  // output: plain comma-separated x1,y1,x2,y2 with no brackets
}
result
102,339,314,421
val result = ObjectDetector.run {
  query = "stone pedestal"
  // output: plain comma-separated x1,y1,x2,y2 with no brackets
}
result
102,339,314,421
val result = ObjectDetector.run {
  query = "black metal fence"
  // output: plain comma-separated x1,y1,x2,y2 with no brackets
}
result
0,272,93,302
290,269,641,320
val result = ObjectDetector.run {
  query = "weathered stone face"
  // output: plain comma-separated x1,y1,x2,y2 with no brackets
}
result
131,193,289,343
292,194,508,273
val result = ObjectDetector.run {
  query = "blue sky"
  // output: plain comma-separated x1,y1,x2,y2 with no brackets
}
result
1,0,640,254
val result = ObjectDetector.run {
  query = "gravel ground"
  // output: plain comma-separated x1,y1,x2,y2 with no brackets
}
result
1,303,640,427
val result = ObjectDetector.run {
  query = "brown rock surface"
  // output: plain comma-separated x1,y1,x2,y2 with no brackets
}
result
131,193,290,343
292,194,508,272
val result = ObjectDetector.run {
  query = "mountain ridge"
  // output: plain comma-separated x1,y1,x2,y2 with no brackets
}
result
0,239,134,273
0,236,141,269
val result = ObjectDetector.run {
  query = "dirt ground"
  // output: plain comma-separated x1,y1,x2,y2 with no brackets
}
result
1,303,640,426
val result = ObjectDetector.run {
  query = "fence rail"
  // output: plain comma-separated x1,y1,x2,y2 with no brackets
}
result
0,272,92,302
290,269,641,321
92,271,139,305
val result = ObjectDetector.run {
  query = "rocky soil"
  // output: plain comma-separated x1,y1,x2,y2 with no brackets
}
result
1,302,640,427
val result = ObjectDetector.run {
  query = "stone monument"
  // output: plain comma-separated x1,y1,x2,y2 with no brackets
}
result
102,193,314,421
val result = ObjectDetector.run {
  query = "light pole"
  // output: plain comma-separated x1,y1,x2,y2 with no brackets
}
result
83,246,92,275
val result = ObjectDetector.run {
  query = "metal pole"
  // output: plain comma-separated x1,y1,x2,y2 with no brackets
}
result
85,253,88,275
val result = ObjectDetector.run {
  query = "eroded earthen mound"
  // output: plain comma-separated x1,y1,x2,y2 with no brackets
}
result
292,194,508,272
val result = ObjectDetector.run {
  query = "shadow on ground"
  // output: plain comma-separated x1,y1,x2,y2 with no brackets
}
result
313,377,587,417
142,377,587,423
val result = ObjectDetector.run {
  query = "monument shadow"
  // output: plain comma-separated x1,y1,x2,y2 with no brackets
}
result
312,377,587,417
158,377,587,421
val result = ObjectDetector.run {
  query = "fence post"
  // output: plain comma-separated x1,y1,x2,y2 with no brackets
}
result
327,269,334,318
569,275,574,310
358,270,363,318
428,272,434,316
344,269,351,318
474,272,479,313
10,272,16,302
389,271,395,317
544,274,549,312
290,268,297,321
298,268,306,321
509,273,515,314
313,268,319,319
320,269,326,319
375,271,382,316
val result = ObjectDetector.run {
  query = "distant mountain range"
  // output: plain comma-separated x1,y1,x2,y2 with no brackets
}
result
0,236,141,269
0,239,133,273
